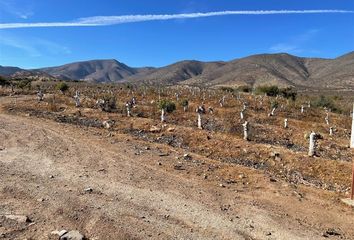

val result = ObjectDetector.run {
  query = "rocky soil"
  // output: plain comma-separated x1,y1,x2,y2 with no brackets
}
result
0,94,353,240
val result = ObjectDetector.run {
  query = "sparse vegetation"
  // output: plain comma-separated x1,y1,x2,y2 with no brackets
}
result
180,99,189,107
313,95,341,113
270,100,279,109
255,85,279,96
56,82,69,93
1,82,352,239
0,76,10,86
158,100,176,113
98,94,117,112
16,79,32,90
237,85,252,93
280,87,297,101
220,86,235,93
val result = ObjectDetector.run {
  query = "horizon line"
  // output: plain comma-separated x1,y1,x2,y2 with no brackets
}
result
2,50,353,70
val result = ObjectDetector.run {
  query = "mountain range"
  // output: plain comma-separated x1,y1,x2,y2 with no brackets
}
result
1,52,353,89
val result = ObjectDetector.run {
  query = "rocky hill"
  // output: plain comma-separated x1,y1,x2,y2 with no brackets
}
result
0,66,55,81
40,59,153,83
1,51,353,89
127,52,354,89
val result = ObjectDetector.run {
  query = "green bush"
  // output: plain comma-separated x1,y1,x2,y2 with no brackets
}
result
125,83,133,90
158,100,176,113
255,85,279,96
16,79,32,89
332,95,343,101
237,85,252,93
180,99,189,107
0,76,10,86
313,95,340,113
56,82,69,92
97,94,117,112
270,100,279,109
280,87,297,101
220,86,235,93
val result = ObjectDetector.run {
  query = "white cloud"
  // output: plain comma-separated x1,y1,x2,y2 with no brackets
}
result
269,29,321,54
0,33,70,57
0,0,33,19
33,38,71,55
270,43,300,53
0,34,40,57
0,10,352,29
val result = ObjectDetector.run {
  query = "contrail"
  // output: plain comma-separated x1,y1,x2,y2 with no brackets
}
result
0,10,352,29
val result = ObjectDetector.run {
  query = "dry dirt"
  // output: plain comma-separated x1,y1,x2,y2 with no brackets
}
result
0,95,354,240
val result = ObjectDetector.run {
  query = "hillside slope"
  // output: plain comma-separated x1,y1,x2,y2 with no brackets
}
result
133,53,354,88
2,51,353,88
40,59,153,83
0,66,55,81
133,52,354,89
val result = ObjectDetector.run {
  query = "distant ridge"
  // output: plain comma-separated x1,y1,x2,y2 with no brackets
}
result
0,65,55,81
1,51,353,89
40,59,153,83
126,52,354,89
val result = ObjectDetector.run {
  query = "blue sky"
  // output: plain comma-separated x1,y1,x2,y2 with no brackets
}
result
0,0,353,69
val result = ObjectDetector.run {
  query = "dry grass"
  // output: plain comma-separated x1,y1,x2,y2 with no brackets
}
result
2,83,353,194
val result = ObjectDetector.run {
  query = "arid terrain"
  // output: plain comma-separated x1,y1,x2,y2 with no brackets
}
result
1,51,354,89
0,85,354,240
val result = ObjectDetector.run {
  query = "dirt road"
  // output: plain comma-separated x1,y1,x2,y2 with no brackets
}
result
0,96,353,239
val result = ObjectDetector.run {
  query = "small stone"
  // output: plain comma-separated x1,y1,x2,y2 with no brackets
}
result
49,175,54,179
167,127,175,132
60,230,84,240
270,151,279,157
159,153,169,157
174,164,184,170
102,120,114,129
219,183,225,188
270,178,277,182
183,153,192,160
37,198,45,202
58,230,68,237
51,230,68,237
157,162,162,166
293,191,303,199
84,187,93,193
106,132,114,137
3,214,30,223
266,232,272,236
238,174,245,179
149,126,161,133
324,228,341,237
